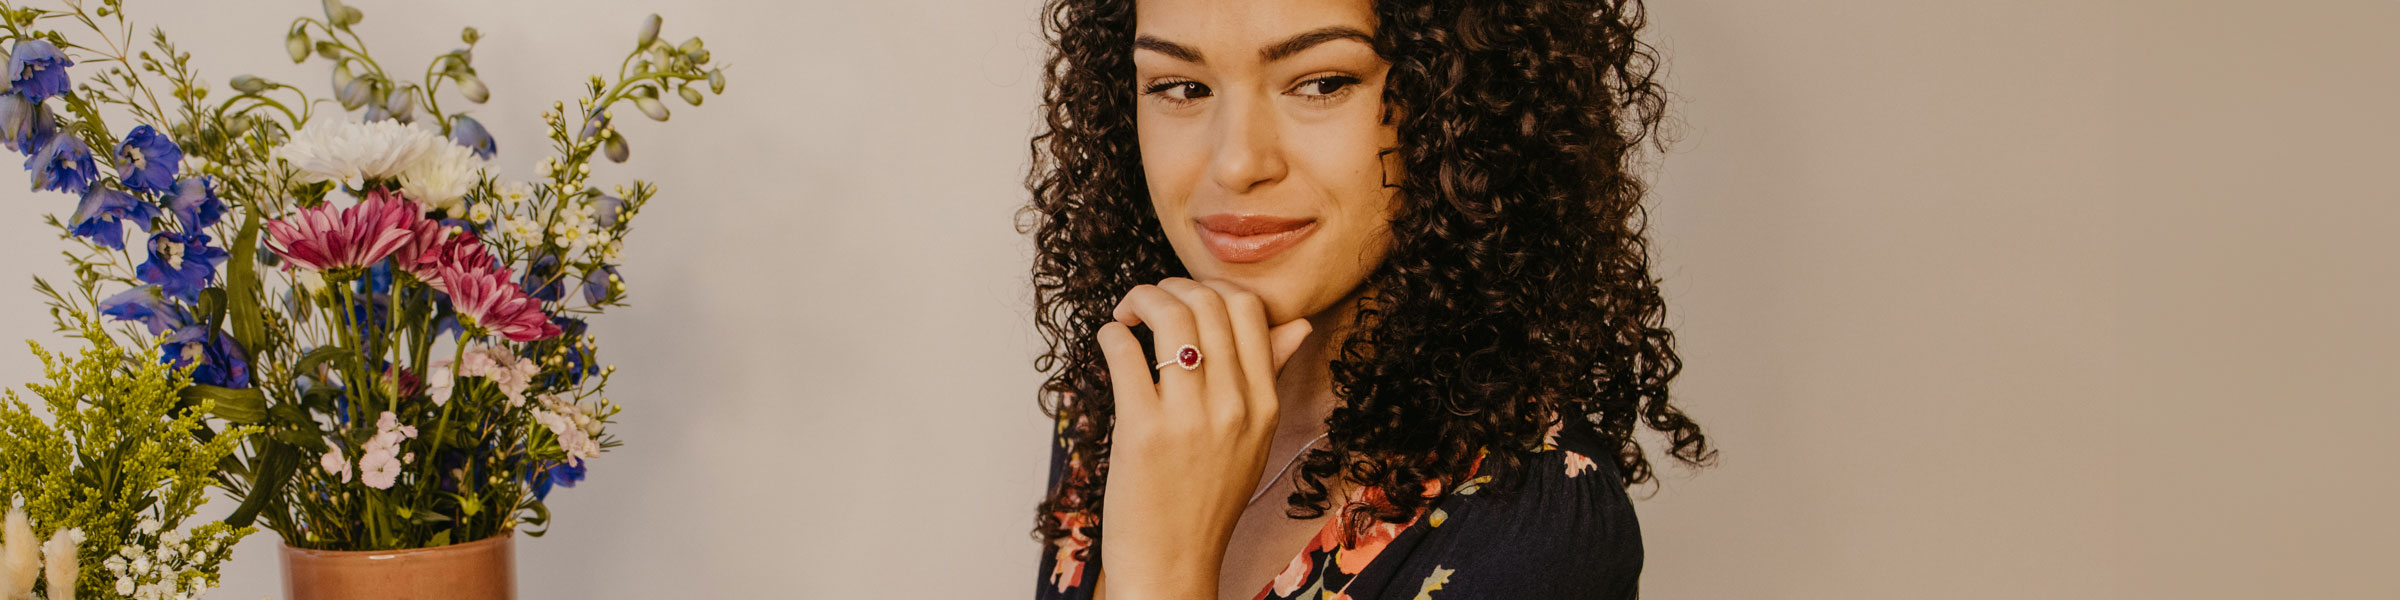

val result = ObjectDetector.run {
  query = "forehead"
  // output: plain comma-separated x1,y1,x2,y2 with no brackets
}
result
1133,0,1377,46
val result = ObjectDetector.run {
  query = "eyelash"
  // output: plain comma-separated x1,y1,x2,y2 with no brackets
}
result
1142,79,1211,108
1138,75,1364,108
1290,75,1361,105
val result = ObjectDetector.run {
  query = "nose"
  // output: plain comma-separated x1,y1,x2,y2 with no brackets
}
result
1205,91,1288,195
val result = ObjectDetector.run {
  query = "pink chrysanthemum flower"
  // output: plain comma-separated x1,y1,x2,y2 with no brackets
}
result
263,190,422,278
440,263,563,342
408,229,497,292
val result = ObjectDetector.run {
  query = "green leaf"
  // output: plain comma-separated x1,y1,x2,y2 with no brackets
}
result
227,441,299,528
180,385,267,423
293,345,360,378
226,204,266,354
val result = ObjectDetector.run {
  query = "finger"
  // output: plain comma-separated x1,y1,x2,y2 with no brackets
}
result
1198,279,1276,399
1096,321,1160,421
1112,284,1202,400
1156,278,1245,417
1268,318,1314,374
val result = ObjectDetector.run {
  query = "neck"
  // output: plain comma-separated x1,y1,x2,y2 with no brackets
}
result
1269,289,1367,466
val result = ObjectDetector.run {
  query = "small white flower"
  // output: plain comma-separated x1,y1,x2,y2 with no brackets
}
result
503,215,545,247
136,517,161,535
500,181,533,203
117,576,135,595
467,201,494,223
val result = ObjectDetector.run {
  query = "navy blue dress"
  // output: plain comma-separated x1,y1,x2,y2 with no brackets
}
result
1036,416,1644,599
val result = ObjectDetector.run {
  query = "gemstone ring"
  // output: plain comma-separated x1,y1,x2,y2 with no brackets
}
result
1153,344,1202,371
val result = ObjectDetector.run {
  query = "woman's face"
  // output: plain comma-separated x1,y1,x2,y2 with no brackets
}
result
1132,0,1399,324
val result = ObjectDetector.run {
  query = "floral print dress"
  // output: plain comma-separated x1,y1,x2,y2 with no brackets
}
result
1036,416,1643,599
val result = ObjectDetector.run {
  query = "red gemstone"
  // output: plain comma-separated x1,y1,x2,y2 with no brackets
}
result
1176,346,1201,368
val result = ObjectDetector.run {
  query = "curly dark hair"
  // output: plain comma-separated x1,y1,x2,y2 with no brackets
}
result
1021,0,1714,557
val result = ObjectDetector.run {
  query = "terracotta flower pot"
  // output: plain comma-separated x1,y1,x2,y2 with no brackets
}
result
279,533,516,600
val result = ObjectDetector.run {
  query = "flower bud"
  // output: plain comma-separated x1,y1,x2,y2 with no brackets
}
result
385,87,415,122
708,69,726,94
321,0,345,23
632,96,669,122
603,135,629,163
230,75,270,94
286,30,312,63
677,85,703,107
339,78,373,111
690,49,711,65
679,37,704,55
462,27,481,45
637,14,662,49
455,73,489,104
331,62,355,94
339,6,363,26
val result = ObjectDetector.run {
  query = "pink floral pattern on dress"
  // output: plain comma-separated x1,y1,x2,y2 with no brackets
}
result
1049,511,1094,593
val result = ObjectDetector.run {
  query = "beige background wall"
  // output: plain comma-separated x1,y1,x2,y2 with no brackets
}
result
0,0,2391,598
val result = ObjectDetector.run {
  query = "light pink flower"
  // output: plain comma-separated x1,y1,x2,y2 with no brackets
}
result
1562,450,1597,478
320,446,351,483
448,344,539,406
359,412,418,490
439,264,563,342
264,190,422,274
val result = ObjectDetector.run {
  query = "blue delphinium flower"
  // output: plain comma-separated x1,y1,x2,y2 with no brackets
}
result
450,114,496,159
162,325,251,389
115,124,182,195
522,253,564,301
27,133,97,194
581,264,620,305
137,230,229,302
0,94,58,154
529,460,587,502
98,285,189,336
6,39,74,102
168,176,223,231
67,186,160,249
591,194,626,229
533,316,596,388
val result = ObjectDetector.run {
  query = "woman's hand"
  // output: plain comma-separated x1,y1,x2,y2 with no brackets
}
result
1096,277,1314,600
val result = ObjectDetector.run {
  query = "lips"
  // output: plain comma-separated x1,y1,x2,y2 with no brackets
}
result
1195,214,1318,264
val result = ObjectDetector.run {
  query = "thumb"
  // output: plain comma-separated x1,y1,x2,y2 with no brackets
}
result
1267,318,1314,374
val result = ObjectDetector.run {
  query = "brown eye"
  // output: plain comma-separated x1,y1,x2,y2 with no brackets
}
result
1143,80,1212,102
1293,76,1360,97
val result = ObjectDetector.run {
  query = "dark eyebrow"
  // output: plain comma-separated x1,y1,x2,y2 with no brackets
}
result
1260,26,1373,62
1133,26,1375,65
1133,35,1203,63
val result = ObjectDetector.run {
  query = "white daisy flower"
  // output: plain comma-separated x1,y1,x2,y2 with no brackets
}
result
275,118,447,189
400,141,488,214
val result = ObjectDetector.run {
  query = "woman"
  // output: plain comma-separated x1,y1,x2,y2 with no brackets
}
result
1022,1,1713,598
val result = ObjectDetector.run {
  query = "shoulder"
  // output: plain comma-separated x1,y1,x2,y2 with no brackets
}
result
1372,418,1643,598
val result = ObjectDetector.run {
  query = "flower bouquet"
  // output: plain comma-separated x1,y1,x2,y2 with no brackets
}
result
0,0,724,595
